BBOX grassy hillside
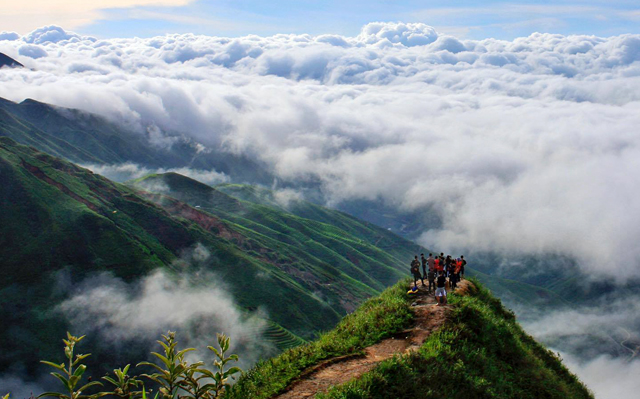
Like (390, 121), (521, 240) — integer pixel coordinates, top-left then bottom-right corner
(225, 280), (414, 399)
(0, 137), (423, 379)
(215, 183), (418, 262)
(131, 174), (423, 293)
(226, 279), (592, 399)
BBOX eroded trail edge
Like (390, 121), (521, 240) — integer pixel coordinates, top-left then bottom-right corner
(274, 280), (472, 399)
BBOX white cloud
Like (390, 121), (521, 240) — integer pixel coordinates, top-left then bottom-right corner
(58, 265), (272, 369)
(0, 32), (20, 41)
(560, 353), (640, 399)
(22, 25), (89, 44)
(1, 24), (640, 282)
(18, 44), (48, 59)
(355, 22), (438, 47)
(82, 162), (229, 185)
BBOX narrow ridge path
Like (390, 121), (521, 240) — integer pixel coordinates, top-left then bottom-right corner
(273, 280), (472, 399)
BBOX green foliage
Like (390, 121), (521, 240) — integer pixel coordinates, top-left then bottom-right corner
(100, 365), (143, 399)
(38, 332), (103, 399)
(137, 331), (198, 399)
(140, 386), (158, 399)
(197, 334), (242, 399)
(224, 279), (413, 399)
(134, 332), (242, 399)
(317, 279), (593, 399)
(37, 332), (243, 399)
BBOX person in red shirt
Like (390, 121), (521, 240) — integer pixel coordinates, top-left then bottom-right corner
(427, 253), (436, 293)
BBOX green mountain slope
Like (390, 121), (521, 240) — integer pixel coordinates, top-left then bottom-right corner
(0, 137), (423, 378)
(215, 183), (417, 262)
(226, 279), (593, 399)
(130, 174), (423, 293)
(0, 97), (271, 182)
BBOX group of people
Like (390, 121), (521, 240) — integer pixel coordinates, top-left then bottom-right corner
(410, 253), (467, 305)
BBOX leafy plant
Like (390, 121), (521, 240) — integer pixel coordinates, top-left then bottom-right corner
(38, 332), (103, 399)
(178, 365), (211, 399)
(100, 365), (144, 399)
(200, 333), (242, 398)
(137, 332), (196, 399)
(140, 386), (158, 399)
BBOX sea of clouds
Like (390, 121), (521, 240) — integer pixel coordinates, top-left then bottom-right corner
(2, 22), (640, 398)
(1, 22), (640, 281)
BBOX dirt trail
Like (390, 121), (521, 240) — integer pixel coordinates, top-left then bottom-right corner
(274, 280), (472, 399)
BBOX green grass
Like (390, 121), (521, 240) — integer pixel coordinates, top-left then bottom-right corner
(224, 279), (414, 399)
(317, 279), (593, 399)
(0, 138), (426, 380)
(129, 173), (427, 337)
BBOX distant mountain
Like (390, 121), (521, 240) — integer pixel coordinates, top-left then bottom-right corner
(131, 174), (424, 290)
(0, 97), (272, 183)
(0, 52), (23, 68)
(0, 137), (424, 378)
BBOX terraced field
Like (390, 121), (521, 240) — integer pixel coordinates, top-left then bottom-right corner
(263, 322), (307, 351)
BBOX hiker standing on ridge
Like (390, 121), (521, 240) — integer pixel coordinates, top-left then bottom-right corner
(435, 270), (447, 306)
(421, 253), (427, 281)
(444, 255), (452, 277)
(411, 256), (423, 288)
(451, 258), (462, 290)
(427, 253), (436, 293)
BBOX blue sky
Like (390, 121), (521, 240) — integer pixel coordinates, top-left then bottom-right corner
(3, 0), (640, 39)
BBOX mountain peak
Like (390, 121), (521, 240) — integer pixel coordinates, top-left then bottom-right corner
(0, 52), (24, 69)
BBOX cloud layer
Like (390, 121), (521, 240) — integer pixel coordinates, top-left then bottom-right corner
(58, 245), (272, 369)
(560, 353), (640, 399)
(1, 22), (640, 282)
(82, 162), (230, 185)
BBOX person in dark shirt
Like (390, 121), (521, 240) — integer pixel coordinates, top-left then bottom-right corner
(435, 271), (447, 305)
(421, 253), (427, 280)
(411, 256), (423, 288)
(451, 258), (462, 290)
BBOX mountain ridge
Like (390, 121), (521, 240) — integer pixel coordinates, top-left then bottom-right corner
(226, 278), (593, 399)
(0, 52), (23, 68)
